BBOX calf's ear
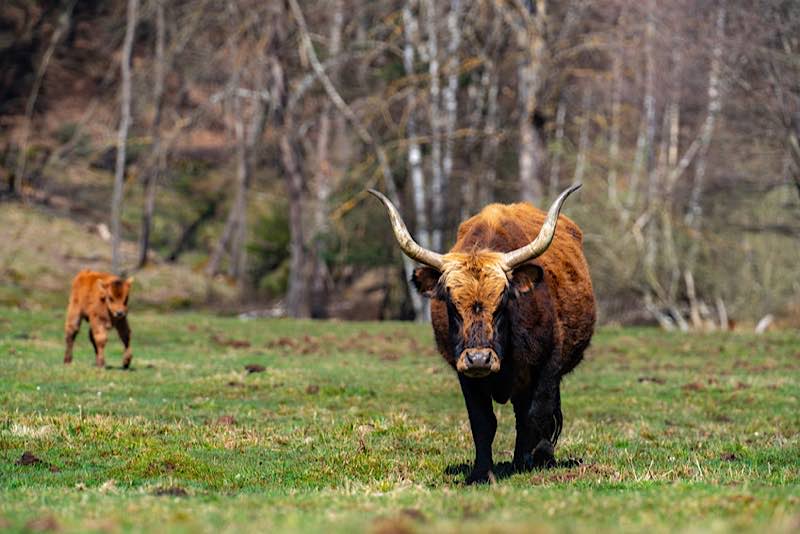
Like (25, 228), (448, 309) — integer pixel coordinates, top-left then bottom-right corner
(411, 267), (442, 299)
(96, 279), (109, 296)
(510, 264), (544, 296)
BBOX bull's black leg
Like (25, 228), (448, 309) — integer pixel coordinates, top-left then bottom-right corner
(528, 372), (563, 468)
(512, 390), (536, 471)
(458, 374), (497, 484)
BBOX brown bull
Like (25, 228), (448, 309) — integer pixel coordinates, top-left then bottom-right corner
(370, 185), (595, 483)
(64, 269), (134, 368)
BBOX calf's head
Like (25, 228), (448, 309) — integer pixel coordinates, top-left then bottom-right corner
(98, 277), (134, 319)
(370, 185), (580, 377)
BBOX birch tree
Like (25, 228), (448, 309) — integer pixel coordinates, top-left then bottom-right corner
(138, 0), (166, 268)
(111, 0), (139, 274)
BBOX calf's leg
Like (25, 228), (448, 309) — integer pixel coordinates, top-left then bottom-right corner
(64, 309), (81, 364)
(115, 318), (133, 369)
(88, 318), (108, 368)
(458, 375), (497, 484)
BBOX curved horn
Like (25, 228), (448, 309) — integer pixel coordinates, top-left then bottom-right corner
(367, 189), (445, 270)
(501, 183), (582, 271)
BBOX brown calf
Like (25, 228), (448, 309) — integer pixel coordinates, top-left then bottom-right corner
(64, 269), (134, 368)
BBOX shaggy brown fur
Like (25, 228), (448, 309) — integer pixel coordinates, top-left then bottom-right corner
(411, 202), (595, 483)
(424, 203), (595, 379)
(64, 269), (134, 368)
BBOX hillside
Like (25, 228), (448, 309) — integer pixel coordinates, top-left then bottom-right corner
(0, 200), (237, 310)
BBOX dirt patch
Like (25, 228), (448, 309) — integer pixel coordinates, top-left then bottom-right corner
(682, 381), (705, 392)
(16, 451), (44, 466)
(244, 363), (266, 373)
(305, 384), (320, 395)
(399, 508), (426, 522)
(227, 381), (244, 387)
(721, 452), (739, 461)
(24, 515), (60, 532)
(211, 334), (251, 349)
(152, 486), (188, 497)
(16, 451), (59, 472)
(216, 415), (236, 426)
(638, 376), (666, 384)
(371, 516), (416, 534)
(264, 332), (438, 360)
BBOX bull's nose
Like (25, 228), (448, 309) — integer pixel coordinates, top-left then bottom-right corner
(466, 350), (491, 367)
(114, 311), (125, 318)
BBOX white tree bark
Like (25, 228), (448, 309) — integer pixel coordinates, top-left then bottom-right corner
(442, 0), (462, 222)
(402, 0), (431, 250)
(423, 0), (445, 251)
(548, 96), (566, 201)
(111, 0), (139, 274)
(573, 89), (591, 187)
(630, 2), (656, 211)
(516, 0), (546, 205)
(138, 0), (166, 268)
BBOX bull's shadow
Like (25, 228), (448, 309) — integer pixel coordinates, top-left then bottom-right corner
(444, 457), (583, 483)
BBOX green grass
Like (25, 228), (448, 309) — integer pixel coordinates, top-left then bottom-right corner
(1, 307), (798, 533)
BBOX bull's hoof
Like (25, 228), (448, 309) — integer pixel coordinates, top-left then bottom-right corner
(122, 360), (132, 370)
(512, 453), (535, 473)
(465, 469), (495, 485)
(531, 439), (556, 469)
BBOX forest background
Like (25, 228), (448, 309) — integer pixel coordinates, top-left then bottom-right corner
(1, 0), (798, 330)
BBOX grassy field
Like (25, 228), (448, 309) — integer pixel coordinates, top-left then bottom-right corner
(1, 307), (798, 533)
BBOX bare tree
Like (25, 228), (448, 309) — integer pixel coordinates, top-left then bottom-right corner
(515, 0), (547, 204)
(138, 0), (166, 268)
(111, 0), (139, 274)
(402, 0), (431, 253)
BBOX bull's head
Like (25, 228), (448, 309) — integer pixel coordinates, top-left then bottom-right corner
(98, 277), (134, 320)
(370, 185), (580, 377)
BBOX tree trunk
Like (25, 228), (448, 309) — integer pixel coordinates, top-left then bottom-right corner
(548, 96), (566, 201)
(442, 0), (462, 233)
(138, 0), (165, 268)
(111, 0), (139, 274)
(516, 1), (546, 205)
(423, 0), (444, 251)
(403, 0), (431, 249)
(309, 0), (345, 318)
(282, 131), (311, 318)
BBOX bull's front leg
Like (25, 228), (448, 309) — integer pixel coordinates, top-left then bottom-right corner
(512, 390), (536, 471)
(527, 371), (563, 468)
(458, 375), (497, 484)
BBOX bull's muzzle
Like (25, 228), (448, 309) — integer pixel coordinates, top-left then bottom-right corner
(456, 348), (501, 377)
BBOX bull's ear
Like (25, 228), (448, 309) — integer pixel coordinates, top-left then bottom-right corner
(510, 264), (544, 296)
(411, 266), (442, 299)
(125, 277), (134, 287)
